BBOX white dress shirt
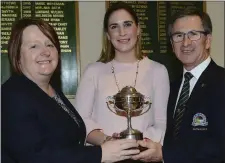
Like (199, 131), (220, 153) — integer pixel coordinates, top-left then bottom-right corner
(173, 57), (211, 116)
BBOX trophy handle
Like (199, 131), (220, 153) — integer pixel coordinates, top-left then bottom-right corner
(106, 96), (118, 114)
(139, 97), (152, 116)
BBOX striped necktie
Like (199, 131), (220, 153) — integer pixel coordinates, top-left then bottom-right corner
(173, 72), (193, 139)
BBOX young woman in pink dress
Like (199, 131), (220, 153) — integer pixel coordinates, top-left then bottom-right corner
(75, 2), (169, 162)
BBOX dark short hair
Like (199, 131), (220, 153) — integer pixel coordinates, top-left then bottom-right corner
(103, 1), (139, 32)
(168, 8), (212, 36)
(8, 18), (60, 74)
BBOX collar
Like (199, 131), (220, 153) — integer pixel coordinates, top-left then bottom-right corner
(183, 56), (211, 80)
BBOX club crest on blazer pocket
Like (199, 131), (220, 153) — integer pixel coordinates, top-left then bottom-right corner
(192, 113), (208, 131)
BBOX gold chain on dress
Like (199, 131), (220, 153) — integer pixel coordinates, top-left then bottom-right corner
(111, 60), (140, 92)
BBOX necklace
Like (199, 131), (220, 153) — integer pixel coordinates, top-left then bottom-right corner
(111, 60), (140, 92)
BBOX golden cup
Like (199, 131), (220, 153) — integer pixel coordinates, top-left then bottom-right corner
(107, 86), (151, 140)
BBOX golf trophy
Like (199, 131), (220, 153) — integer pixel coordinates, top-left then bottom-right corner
(107, 86), (151, 140)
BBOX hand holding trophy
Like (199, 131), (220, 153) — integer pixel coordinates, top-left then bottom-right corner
(107, 86), (151, 150)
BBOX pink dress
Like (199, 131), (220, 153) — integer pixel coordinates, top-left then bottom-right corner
(75, 57), (170, 144)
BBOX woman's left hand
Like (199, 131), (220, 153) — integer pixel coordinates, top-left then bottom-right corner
(131, 139), (163, 162)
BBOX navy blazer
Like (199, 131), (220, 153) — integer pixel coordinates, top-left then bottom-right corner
(2, 74), (102, 163)
(163, 60), (225, 163)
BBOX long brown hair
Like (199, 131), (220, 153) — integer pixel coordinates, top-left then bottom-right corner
(98, 1), (146, 63)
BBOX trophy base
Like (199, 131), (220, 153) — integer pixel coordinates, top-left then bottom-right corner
(120, 130), (143, 140)
(120, 129), (147, 152)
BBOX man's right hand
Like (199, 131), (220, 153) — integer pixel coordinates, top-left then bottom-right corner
(131, 139), (163, 162)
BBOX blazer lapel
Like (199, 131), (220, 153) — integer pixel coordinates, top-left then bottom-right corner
(187, 60), (216, 107)
(168, 76), (183, 129)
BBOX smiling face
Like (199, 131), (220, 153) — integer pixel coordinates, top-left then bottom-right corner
(20, 25), (59, 82)
(171, 15), (212, 70)
(106, 9), (140, 58)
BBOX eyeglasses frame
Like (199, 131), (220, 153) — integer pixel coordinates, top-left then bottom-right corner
(170, 30), (208, 43)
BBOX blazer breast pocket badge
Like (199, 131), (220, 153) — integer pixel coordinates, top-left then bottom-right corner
(192, 113), (208, 131)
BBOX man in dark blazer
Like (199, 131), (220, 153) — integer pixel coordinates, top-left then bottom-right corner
(163, 9), (225, 163)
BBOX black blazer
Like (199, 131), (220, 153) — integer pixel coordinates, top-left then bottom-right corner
(2, 75), (102, 163)
(163, 60), (225, 163)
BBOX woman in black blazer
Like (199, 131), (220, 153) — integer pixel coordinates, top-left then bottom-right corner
(1, 18), (140, 163)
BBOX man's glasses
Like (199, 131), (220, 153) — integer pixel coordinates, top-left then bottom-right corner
(171, 30), (208, 43)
